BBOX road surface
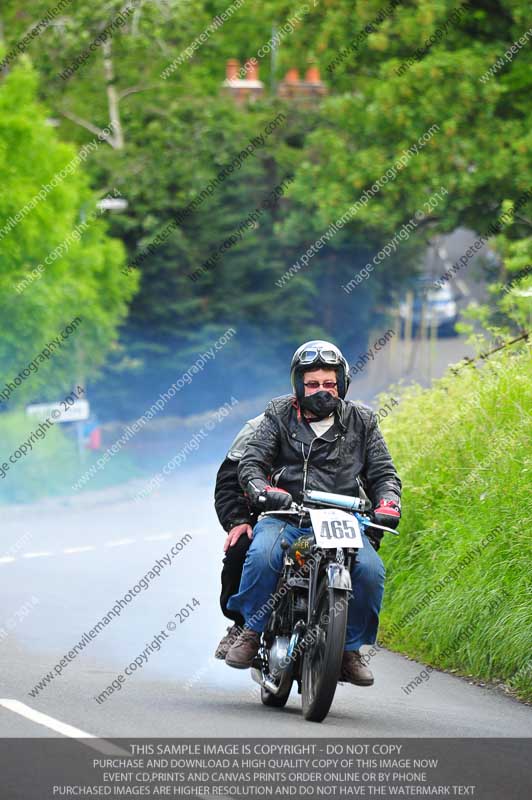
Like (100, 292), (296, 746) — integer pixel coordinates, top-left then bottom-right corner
(1, 474), (530, 740)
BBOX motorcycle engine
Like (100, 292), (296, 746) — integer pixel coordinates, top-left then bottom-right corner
(269, 636), (291, 677)
(289, 536), (312, 568)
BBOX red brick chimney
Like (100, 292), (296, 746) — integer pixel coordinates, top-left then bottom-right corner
(226, 59), (240, 81)
(222, 58), (264, 105)
(244, 59), (259, 81)
(278, 61), (327, 102)
(284, 68), (300, 84)
(305, 64), (321, 83)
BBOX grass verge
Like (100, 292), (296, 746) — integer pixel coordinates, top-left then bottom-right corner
(377, 340), (532, 702)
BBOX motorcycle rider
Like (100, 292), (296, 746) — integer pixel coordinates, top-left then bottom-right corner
(213, 414), (263, 659)
(225, 340), (402, 685)
(213, 410), (382, 660)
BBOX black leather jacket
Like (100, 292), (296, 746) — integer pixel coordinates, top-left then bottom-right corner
(215, 457), (258, 532)
(214, 413), (265, 532)
(238, 395), (401, 509)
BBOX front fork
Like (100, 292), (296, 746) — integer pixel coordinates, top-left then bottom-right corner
(254, 550), (356, 694)
(307, 548), (355, 629)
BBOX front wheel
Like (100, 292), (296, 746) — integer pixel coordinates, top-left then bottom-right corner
(301, 580), (348, 722)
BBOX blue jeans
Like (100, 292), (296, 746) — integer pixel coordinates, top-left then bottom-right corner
(227, 516), (386, 651)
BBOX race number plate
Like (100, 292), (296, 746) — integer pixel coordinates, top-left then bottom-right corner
(309, 508), (364, 549)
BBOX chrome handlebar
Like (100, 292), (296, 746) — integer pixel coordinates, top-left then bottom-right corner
(261, 500), (399, 536)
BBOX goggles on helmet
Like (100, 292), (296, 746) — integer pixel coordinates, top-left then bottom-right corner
(297, 347), (341, 366)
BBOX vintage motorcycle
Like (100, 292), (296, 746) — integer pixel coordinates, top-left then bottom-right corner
(250, 489), (398, 723)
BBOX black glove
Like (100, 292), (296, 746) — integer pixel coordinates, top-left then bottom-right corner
(366, 499), (401, 550)
(247, 479), (293, 511)
(374, 498), (401, 530)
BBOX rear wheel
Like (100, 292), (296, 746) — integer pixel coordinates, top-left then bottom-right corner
(301, 579), (348, 722)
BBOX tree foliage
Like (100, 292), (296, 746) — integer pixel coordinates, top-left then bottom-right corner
(0, 57), (137, 406)
(0, 0), (530, 416)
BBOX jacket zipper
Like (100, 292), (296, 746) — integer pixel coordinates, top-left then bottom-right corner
(271, 466), (287, 486)
(301, 439), (315, 495)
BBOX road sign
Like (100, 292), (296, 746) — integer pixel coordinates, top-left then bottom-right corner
(26, 399), (90, 423)
(97, 198), (128, 211)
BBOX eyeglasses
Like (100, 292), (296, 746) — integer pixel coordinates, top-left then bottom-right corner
(299, 347), (340, 365)
(303, 381), (338, 390)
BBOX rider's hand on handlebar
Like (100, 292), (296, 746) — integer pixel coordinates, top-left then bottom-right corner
(246, 479), (293, 511)
(262, 486), (293, 511)
(223, 523), (253, 553)
(374, 498), (401, 529)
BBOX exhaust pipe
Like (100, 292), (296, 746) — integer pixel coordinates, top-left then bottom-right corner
(250, 668), (281, 695)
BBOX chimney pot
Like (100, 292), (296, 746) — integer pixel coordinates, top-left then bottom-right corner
(305, 65), (320, 83)
(285, 68), (300, 84)
(244, 59), (259, 81)
(226, 59), (240, 81)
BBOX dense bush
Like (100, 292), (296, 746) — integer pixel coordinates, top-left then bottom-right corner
(378, 340), (532, 701)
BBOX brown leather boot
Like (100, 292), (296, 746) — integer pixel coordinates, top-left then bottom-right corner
(225, 629), (261, 669)
(339, 650), (374, 686)
(214, 625), (242, 660)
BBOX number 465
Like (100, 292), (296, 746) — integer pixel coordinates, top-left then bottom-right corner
(320, 519), (356, 539)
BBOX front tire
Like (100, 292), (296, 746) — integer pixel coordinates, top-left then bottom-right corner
(301, 580), (348, 722)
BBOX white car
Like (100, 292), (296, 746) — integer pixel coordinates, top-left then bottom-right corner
(399, 282), (461, 337)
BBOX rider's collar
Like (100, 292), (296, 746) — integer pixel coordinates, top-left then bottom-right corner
(291, 396), (347, 433)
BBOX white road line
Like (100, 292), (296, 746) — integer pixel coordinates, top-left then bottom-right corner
(22, 552), (53, 559)
(104, 538), (135, 548)
(0, 533), (189, 564)
(0, 699), (127, 755)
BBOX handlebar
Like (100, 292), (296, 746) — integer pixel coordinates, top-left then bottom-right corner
(260, 489), (399, 536)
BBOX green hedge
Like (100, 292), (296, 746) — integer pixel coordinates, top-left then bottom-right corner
(377, 341), (532, 702)
(0, 413), (138, 503)
(0, 412), (79, 503)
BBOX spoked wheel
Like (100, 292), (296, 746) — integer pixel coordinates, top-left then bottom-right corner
(301, 579), (348, 722)
(260, 681), (293, 707)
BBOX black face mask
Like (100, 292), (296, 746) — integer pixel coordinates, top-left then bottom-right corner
(300, 391), (339, 420)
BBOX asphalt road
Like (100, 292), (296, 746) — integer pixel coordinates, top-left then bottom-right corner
(1, 473), (531, 741)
